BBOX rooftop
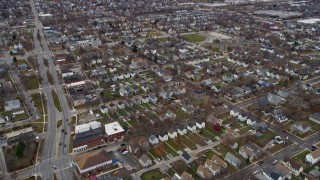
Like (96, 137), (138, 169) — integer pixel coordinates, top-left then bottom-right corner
(104, 121), (125, 136)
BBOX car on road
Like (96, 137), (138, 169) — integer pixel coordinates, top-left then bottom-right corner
(157, 158), (161, 162)
(169, 154), (173, 158)
(258, 161), (264, 166)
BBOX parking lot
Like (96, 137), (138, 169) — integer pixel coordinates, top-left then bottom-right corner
(109, 150), (140, 171)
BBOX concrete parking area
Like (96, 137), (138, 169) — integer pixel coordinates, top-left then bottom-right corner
(109, 150), (140, 171)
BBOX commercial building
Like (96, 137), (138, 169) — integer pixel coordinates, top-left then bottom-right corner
(104, 121), (125, 142)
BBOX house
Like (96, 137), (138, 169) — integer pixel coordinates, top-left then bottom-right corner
(205, 159), (221, 176)
(274, 162), (292, 179)
(305, 149), (320, 165)
(253, 121), (268, 132)
(196, 120), (205, 129)
(309, 112), (320, 124)
(128, 136), (149, 154)
(104, 121), (125, 142)
(239, 144), (261, 162)
(211, 155), (227, 169)
(125, 100), (134, 108)
(246, 117), (257, 126)
(263, 168), (283, 180)
(187, 122), (197, 133)
(282, 157), (303, 176)
(100, 105), (108, 114)
(141, 95), (149, 103)
(181, 171), (195, 180)
(267, 93), (285, 106)
(158, 132), (168, 142)
(291, 122), (311, 134)
(6, 127), (34, 144)
(230, 109), (240, 117)
(164, 110), (176, 120)
(197, 165), (212, 179)
(117, 102), (125, 109)
(168, 129), (177, 139)
(238, 113), (248, 122)
(139, 154), (152, 167)
(149, 134), (159, 145)
(177, 125), (187, 136)
(148, 94), (158, 103)
(182, 151), (193, 164)
(12, 108), (25, 116)
(224, 152), (241, 168)
(74, 150), (113, 176)
(4, 99), (21, 111)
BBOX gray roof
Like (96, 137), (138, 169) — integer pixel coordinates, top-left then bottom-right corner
(225, 152), (241, 165)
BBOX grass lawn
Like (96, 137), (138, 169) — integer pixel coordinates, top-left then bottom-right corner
(141, 169), (164, 180)
(199, 129), (215, 139)
(167, 139), (186, 151)
(182, 34), (206, 43)
(163, 143), (178, 157)
(187, 133), (206, 146)
(12, 113), (29, 122)
(117, 109), (127, 117)
(24, 75), (39, 90)
(146, 31), (162, 37)
(148, 148), (162, 159)
(178, 136), (197, 150)
(31, 93), (46, 115)
(292, 149), (311, 163)
(71, 116), (77, 125)
(156, 37), (169, 42)
(206, 151), (215, 158)
(32, 117), (45, 133)
(204, 126), (224, 136)
(4, 141), (38, 172)
(51, 90), (62, 112)
(214, 144), (230, 156)
(56, 120), (62, 128)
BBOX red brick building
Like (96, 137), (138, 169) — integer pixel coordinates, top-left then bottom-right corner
(104, 121), (125, 142)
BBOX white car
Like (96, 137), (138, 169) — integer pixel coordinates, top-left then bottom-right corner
(273, 160), (278, 164)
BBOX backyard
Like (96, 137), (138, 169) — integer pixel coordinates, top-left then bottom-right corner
(141, 169), (164, 180)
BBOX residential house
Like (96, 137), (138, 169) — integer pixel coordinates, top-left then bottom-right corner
(149, 134), (159, 145)
(141, 95), (149, 103)
(181, 104), (194, 114)
(211, 155), (227, 169)
(205, 159), (221, 176)
(267, 93), (285, 106)
(282, 157), (303, 176)
(247, 117), (257, 126)
(164, 110), (176, 120)
(291, 122), (311, 135)
(182, 151), (193, 164)
(274, 163), (292, 180)
(253, 121), (268, 132)
(196, 120), (205, 129)
(239, 144), (261, 162)
(168, 129), (177, 139)
(230, 109), (240, 117)
(4, 99), (21, 111)
(177, 125), (187, 136)
(305, 149), (320, 165)
(187, 122), (197, 133)
(148, 94), (158, 103)
(197, 165), (213, 179)
(262, 168), (283, 180)
(100, 105), (108, 114)
(224, 152), (241, 168)
(238, 113), (248, 122)
(158, 132), (169, 142)
(74, 150), (113, 176)
(139, 154), (152, 167)
(6, 127), (34, 144)
(117, 101), (125, 109)
(309, 112), (320, 125)
(181, 171), (195, 180)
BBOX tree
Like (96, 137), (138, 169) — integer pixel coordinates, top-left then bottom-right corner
(131, 44), (138, 53)
(213, 123), (221, 132)
(13, 56), (17, 63)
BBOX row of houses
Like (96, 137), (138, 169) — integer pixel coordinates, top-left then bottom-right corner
(148, 120), (205, 145)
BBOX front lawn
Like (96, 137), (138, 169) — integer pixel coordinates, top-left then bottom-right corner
(292, 150), (311, 163)
(141, 169), (164, 180)
(51, 90), (62, 112)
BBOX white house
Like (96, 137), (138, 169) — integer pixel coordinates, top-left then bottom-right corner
(4, 99), (21, 111)
(177, 126), (187, 136)
(100, 105), (108, 114)
(305, 149), (320, 164)
(149, 134), (159, 145)
(246, 117), (257, 126)
(168, 129), (177, 139)
(187, 123), (197, 133)
(139, 154), (152, 167)
(158, 132), (168, 142)
(196, 120), (206, 129)
(238, 113), (248, 122)
(230, 109), (240, 117)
